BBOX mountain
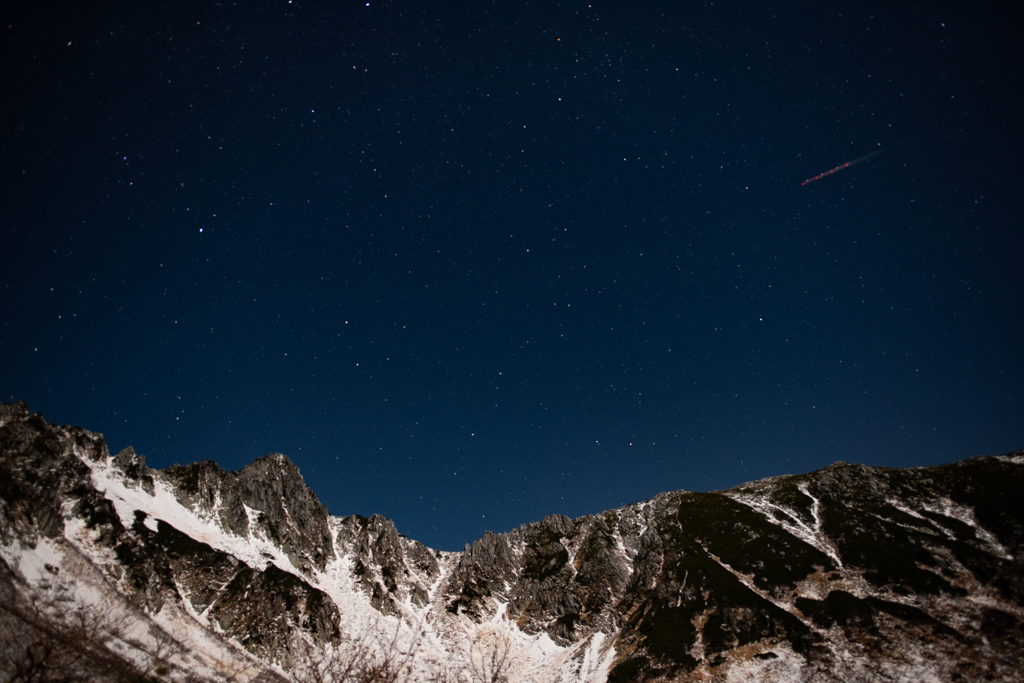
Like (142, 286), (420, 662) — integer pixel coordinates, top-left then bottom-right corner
(1, 400), (1021, 682)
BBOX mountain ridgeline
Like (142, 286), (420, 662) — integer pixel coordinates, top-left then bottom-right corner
(1, 401), (1021, 682)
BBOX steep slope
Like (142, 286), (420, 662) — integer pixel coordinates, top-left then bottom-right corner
(1, 401), (1021, 682)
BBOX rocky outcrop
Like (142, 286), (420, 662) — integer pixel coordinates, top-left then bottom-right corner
(2, 401), (1023, 683)
(500, 511), (635, 644)
(445, 529), (520, 619)
(429, 451), (1024, 680)
(161, 453), (336, 575)
(335, 513), (440, 614)
(0, 402), (340, 670)
(601, 459), (1024, 681)
(113, 509), (341, 664)
(0, 403), (107, 548)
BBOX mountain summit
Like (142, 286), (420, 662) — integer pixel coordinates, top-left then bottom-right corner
(1, 401), (1021, 682)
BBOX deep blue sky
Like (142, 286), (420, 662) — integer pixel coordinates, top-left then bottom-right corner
(3, 1), (1022, 550)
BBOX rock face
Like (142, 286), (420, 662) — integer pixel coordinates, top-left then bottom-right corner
(162, 452), (336, 575)
(334, 512), (440, 614)
(1, 400), (1023, 683)
(0, 402), (340, 672)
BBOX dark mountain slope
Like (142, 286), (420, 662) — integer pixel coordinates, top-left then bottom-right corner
(1, 401), (1021, 682)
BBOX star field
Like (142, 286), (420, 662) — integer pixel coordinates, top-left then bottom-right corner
(3, 1), (1022, 549)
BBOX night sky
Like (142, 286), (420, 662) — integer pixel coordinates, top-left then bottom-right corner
(3, 1), (1022, 551)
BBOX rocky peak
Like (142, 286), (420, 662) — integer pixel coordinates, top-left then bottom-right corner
(445, 529), (520, 618)
(160, 453), (335, 575)
(236, 452), (336, 571)
(334, 513), (440, 614)
(0, 403), (341, 671)
(2, 402), (1022, 683)
(0, 402), (106, 543)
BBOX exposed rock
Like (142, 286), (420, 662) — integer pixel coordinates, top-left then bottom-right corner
(335, 513), (438, 615)
(1, 401), (1022, 683)
(161, 452), (336, 575)
(446, 529), (520, 618)
(0, 402), (340, 672)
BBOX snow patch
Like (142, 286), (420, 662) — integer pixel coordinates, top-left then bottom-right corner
(923, 497), (1013, 560)
(83, 454), (306, 576)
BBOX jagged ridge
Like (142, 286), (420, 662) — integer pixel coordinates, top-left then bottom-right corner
(1, 401), (1022, 682)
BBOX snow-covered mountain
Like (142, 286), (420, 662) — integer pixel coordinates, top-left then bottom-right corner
(1, 401), (1021, 682)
